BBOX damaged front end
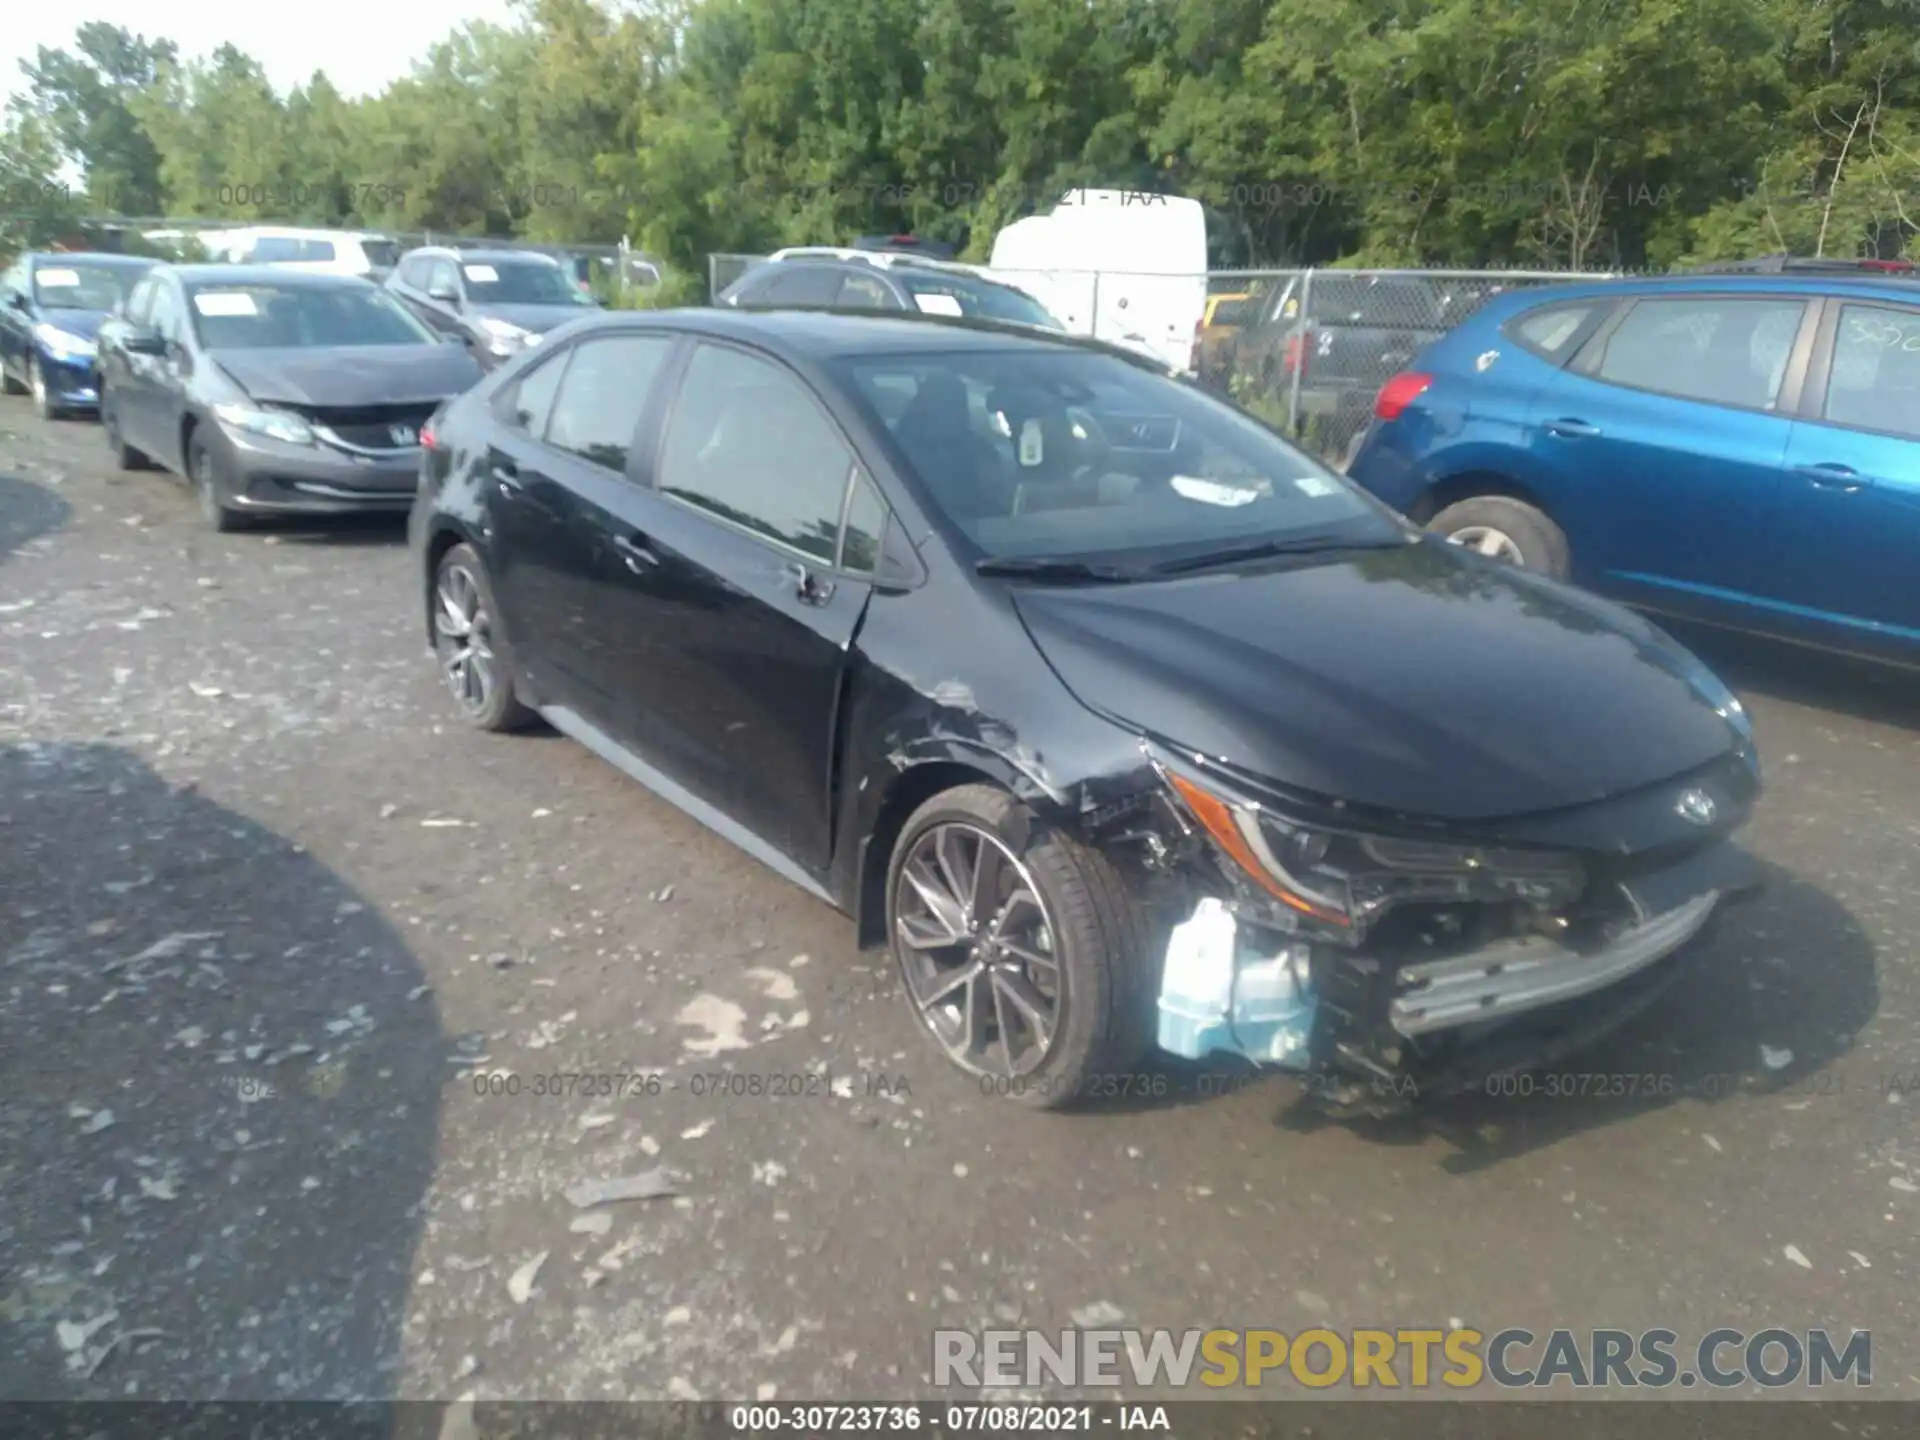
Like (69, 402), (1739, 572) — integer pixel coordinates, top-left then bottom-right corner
(1119, 742), (1762, 1118)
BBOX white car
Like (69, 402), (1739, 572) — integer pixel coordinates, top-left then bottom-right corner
(205, 227), (402, 281)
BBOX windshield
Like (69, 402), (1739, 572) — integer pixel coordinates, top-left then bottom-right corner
(899, 274), (1061, 330)
(249, 237), (337, 263)
(185, 282), (437, 349)
(33, 263), (146, 311)
(1206, 296), (1258, 327)
(460, 260), (594, 306)
(835, 348), (1401, 564)
(360, 239), (401, 269)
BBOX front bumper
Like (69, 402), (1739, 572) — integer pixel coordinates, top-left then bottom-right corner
(38, 349), (100, 408)
(218, 427), (422, 514)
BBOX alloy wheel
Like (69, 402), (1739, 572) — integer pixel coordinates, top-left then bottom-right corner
(434, 562), (501, 717)
(1447, 525), (1526, 566)
(894, 822), (1064, 1077)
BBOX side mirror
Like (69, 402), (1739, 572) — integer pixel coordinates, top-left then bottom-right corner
(8, 292), (29, 312)
(122, 331), (168, 357)
(427, 284), (459, 303)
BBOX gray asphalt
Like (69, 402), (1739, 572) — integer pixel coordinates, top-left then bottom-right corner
(0, 398), (1914, 1405)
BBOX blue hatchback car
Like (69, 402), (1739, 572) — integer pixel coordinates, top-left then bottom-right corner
(0, 251), (157, 419)
(1345, 259), (1920, 666)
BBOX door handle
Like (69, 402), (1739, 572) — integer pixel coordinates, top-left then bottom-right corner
(782, 560), (835, 605)
(1545, 417), (1601, 439)
(1795, 462), (1866, 492)
(613, 532), (659, 570)
(487, 453), (521, 492)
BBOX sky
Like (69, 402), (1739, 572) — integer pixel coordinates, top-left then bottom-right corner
(0, 0), (521, 107)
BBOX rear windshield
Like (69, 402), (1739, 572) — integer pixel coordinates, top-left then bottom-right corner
(459, 259), (595, 306)
(360, 239), (401, 269)
(248, 237), (338, 263)
(1206, 296), (1259, 326)
(899, 274), (1061, 330)
(32, 262), (147, 311)
(186, 282), (436, 349)
(1308, 277), (1444, 328)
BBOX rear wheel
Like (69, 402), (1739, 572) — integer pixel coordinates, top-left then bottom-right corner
(887, 784), (1155, 1109)
(187, 427), (246, 532)
(1428, 495), (1570, 580)
(432, 543), (535, 733)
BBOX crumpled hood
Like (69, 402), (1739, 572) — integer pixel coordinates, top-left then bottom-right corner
(35, 310), (109, 341)
(470, 301), (597, 334)
(1010, 539), (1741, 822)
(211, 345), (483, 407)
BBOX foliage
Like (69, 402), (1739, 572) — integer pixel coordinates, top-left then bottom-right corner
(5, 0), (1916, 272)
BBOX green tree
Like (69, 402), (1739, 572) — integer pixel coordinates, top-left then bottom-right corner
(18, 23), (177, 214)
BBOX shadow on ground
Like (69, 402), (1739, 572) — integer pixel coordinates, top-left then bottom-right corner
(1668, 618), (1920, 733)
(0, 473), (72, 566)
(0, 742), (444, 1400)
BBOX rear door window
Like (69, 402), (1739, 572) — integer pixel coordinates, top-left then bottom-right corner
(1589, 297), (1807, 410)
(835, 273), (895, 309)
(543, 334), (676, 472)
(1822, 303), (1920, 439)
(497, 352), (569, 438)
(1508, 302), (1600, 358)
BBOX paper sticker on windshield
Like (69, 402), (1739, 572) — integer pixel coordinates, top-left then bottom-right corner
(193, 291), (259, 317)
(36, 268), (80, 287)
(1294, 475), (1338, 497)
(1018, 419), (1044, 467)
(914, 293), (964, 317)
(1172, 475), (1263, 507)
(463, 264), (499, 283)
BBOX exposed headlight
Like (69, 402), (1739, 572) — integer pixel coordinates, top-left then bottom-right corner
(33, 323), (95, 361)
(1156, 756), (1586, 929)
(212, 402), (314, 446)
(477, 317), (534, 352)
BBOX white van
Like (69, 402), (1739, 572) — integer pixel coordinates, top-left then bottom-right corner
(986, 190), (1207, 372)
(205, 227), (402, 280)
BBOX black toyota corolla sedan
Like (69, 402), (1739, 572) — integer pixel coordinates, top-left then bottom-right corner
(97, 265), (483, 531)
(409, 307), (1763, 1113)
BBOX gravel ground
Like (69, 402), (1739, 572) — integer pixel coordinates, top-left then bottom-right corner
(1, 399), (1915, 1406)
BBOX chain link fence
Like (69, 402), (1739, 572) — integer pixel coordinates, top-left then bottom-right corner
(706, 256), (1614, 466)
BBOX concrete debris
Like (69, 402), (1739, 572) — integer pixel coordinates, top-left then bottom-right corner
(507, 1250), (549, 1304)
(746, 967), (799, 1002)
(563, 1169), (679, 1208)
(1071, 1301), (1126, 1327)
(78, 1109), (115, 1135)
(1783, 1244), (1812, 1269)
(681, 1120), (714, 1140)
(1890, 1176), (1917, 1193)
(676, 993), (752, 1057)
(752, 1161), (787, 1187)
(56, 1311), (118, 1353)
(569, 1212), (614, 1236)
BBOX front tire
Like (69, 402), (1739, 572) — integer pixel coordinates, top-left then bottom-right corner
(27, 356), (60, 420)
(101, 386), (153, 470)
(432, 543), (535, 733)
(1429, 494), (1570, 580)
(187, 427), (245, 532)
(887, 784), (1155, 1109)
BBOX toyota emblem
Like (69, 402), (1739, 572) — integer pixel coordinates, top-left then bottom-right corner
(1675, 789), (1718, 826)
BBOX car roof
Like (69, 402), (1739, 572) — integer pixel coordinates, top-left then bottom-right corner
(158, 264), (381, 288)
(238, 226), (385, 241)
(27, 252), (156, 268)
(592, 305), (1170, 370)
(1480, 272), (1920, 314)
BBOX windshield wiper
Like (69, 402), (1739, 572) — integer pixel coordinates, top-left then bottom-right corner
(974, 556), (1146, 583)
(1146, 531), (1408, 576)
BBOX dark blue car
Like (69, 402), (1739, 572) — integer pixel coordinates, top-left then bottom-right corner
(1345, 258), (1920, 667)
(0, 252), (158, 419)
